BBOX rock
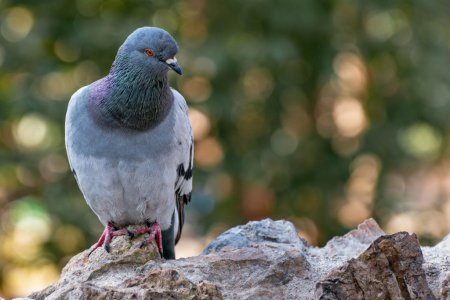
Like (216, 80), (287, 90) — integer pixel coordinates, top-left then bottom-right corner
(133, 219), (310, 299)
(422, 234), (450, 300)
(23, 218), (450, 299)
(28, 224), (222, 300)
(315, 232), (435, 299)
(320, 217), (385, 257)
(201, 218), (308, 255)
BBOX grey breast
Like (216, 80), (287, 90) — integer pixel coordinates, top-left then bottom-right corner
(65, 85), (180, 230)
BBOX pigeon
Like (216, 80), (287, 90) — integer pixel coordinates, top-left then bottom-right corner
(65, 27), (193, 260)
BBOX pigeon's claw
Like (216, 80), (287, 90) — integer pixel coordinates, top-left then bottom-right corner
(88, 222), (132, 257)
(88, 225), (108, 257)
(133, 222), (163, 254)
(127, 230), (134, 239)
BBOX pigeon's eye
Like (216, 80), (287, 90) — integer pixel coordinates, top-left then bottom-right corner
(145, 49), (155, 57)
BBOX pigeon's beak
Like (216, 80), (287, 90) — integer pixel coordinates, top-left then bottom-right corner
(166, 58), (182, 75)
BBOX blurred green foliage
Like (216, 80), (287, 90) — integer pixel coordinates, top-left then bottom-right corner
(1, 0), (450, 298)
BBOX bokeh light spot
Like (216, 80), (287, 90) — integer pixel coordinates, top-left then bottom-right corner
(365, 11), (395, 42)
(39, 72), (75, 101)
(180, 76), (211, 102)
(1, 7), (34, 42)
(190, 57), (218, 78)
(333, 97), (368, 138)
(16, 166), (37, 187)
(333, 53), (367, 95)
(1, 197), (51, 263)
(242, 186), (274, 221)
(39, 153), (69, 182)
(337, 200), (372, 229)
(54, 225), (85, 254)
(194, 137), (224, 168)
(385, 210), (447, 241)
(54, 39), (81, 63)
(3, 263), (59, 296)
(13, 114), (47, 149)
(188, 108), (211, 141)
(398, 123), (442, 160)
(14, 215), (51, 248)
(385, 213), (415, 234)
(337, 154), (381, 228)
(243, 67), (274, 101)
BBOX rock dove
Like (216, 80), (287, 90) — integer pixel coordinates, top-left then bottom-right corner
(65, 27), (193, 260)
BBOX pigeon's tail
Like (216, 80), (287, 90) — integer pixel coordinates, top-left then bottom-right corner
(161, 210), (176, 259)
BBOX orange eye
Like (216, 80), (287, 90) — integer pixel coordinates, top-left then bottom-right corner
(145, 49), (154, 56)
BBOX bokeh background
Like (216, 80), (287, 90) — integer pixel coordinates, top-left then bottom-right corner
(1, 0), (450, 298)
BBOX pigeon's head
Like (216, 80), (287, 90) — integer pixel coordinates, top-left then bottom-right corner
(114, 27), (182, 77)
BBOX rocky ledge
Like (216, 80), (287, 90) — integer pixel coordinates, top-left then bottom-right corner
(23, 218), (450, 299)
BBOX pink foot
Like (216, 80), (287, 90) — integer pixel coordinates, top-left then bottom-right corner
(88, 222), (133, 256)
(133, 222), (163, 257)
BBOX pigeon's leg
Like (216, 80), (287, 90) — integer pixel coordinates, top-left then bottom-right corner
(133, 222), (163, 257)
(88, 222), (133, 256)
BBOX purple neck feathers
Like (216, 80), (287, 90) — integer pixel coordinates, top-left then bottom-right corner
(87, 69), (173, 131)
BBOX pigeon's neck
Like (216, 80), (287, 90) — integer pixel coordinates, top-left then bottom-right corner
(88, 68), (173, 131)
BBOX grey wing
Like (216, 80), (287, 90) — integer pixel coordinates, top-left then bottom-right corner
(172, 89), (194, 244)
(65, 86), (87, 187)
(66, 131), (79, 186)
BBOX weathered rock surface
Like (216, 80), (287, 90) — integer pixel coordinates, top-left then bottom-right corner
(29, 224), (222, 300)
(422, 234), (450, 299)
(23, 219), (450, 299)
(315, 232), (435, 299)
